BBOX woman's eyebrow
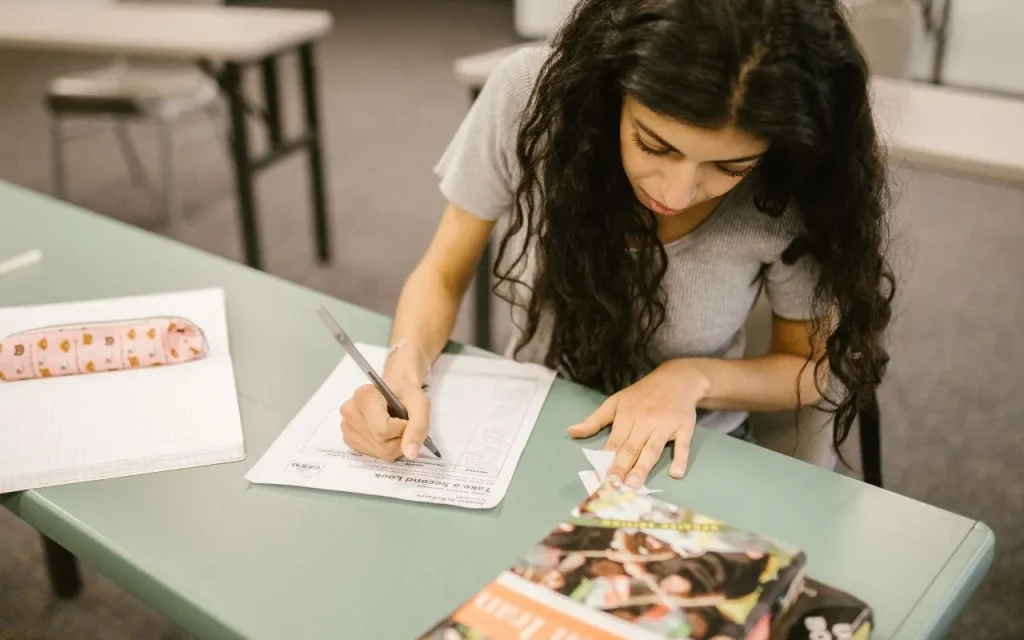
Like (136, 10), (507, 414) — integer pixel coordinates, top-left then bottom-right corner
(634, 119), (765, 164)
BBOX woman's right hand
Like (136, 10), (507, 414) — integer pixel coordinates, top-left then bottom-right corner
(339, 378), (431, 461)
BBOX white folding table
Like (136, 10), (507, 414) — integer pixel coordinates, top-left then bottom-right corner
(0, 2), (336, 270)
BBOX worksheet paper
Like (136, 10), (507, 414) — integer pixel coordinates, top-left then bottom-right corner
(245, 345), (557, 509)
(0, 288), (244, 493)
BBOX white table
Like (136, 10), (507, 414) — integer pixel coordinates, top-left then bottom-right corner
(0, 3), (336, 270)
(872, 76), (1024, 185)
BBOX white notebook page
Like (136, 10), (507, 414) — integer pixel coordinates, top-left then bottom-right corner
(0, 288), (244, 493)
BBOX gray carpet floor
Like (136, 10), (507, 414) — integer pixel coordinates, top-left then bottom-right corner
(1, 1), (1022, 638)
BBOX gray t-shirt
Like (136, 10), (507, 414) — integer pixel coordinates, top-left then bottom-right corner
(434, 45), (822, 434)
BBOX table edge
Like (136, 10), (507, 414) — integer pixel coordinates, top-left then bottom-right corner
(1, 489), (244, 640)
(3, 485), (996, 640)
(886, 148), (1024, 188)
(891, 520), (996, 639)
(0, 7), (334, 63)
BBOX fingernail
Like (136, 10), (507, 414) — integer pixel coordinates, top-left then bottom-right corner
(566, 424), (577, 433)
(625, 474), (642, 489)
(403, 443), (419, 459)
(671, 465), (685, 478)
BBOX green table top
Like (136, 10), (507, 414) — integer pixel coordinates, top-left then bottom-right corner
(0, 182), (993, 640)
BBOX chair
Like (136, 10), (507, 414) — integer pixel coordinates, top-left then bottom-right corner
(46, 0), (226, 225)
(742, 290), (884, 485)
(452, 45), (884, 488)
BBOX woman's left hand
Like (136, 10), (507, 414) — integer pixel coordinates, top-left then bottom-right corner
(567, 360), (710, 488)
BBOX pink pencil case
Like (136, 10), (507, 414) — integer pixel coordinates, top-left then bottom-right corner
(0, 316), (209, 382)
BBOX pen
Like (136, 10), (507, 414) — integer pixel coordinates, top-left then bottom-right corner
(0, 249), (42, 277)
(316, 306), (442, 460)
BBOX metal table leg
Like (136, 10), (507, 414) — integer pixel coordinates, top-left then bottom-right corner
(261, 56), (283, 147)
(203, 41), (333, 271)
(299, 43), (332, 264)
(42, 535), (82, 599)
(932, 0), (953, 85)
(222, 61), (262, 270)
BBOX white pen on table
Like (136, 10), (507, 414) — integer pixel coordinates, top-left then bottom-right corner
(0, 249), (42, 277)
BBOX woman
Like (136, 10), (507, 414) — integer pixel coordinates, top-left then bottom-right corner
(340, 0), (894, 488)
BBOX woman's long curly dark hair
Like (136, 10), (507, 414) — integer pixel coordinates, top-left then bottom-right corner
(492, 0), (895, 454)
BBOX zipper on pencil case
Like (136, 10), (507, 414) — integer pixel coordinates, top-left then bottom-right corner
(4, 316), (207, 341)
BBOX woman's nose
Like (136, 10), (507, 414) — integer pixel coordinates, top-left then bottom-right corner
(661, 163), (699, 210)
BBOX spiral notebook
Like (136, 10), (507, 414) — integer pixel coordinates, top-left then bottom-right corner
(0, 288), (244, 493)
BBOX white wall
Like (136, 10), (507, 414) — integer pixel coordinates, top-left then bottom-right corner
(938, 0), (1024, 94)
(513, 0), (917, 78)
(514, 0), (578, 40)
(514, 0), (886, 41)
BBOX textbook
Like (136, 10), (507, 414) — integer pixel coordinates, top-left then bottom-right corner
(415, 479), (870, 640)
(772, 578), (874, 640)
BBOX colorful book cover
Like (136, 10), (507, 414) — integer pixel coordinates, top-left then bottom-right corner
(417, 479), (809, 639)
(770, 578), (874, 640)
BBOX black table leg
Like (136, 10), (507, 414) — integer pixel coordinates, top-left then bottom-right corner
(222, 62), (262, 270)
(298, 42), (331, 264)
(200, 43), (331, 270)
(931, 0), (953, 85)
(41, 535), (82, 599)
(261, 56), (283, 147)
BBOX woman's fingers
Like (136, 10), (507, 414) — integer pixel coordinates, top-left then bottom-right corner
(567, 394), (619, 438)
(625, 422), (676, 488)
(341, 412), (402, 460)
(340, 410), (374, 456)
(353, 384), (405, 439)
(602, 409), (633, 453)
(340, 400), (370, 453)
(606, 416), (642, 484)
(353, 432), (403, 461)
(340, 384), (406, 461)
(605, 413), (687, 487)
(670, 417), (696, 478)
(399, 390), (431, 459)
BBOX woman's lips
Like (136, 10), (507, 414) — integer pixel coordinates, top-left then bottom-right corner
(639, 188), (686, 216)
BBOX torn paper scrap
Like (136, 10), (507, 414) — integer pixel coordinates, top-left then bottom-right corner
(579, 470), (601, 495)
(582, 448), (615, 482)
(580, 447), (661, 495)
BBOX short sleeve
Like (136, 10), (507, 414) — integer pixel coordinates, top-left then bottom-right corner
(433, 47), (542, 222)
(764, 247), (828, 321)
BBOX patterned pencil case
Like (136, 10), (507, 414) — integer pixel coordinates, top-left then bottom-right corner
(0, 316), (209, 382)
